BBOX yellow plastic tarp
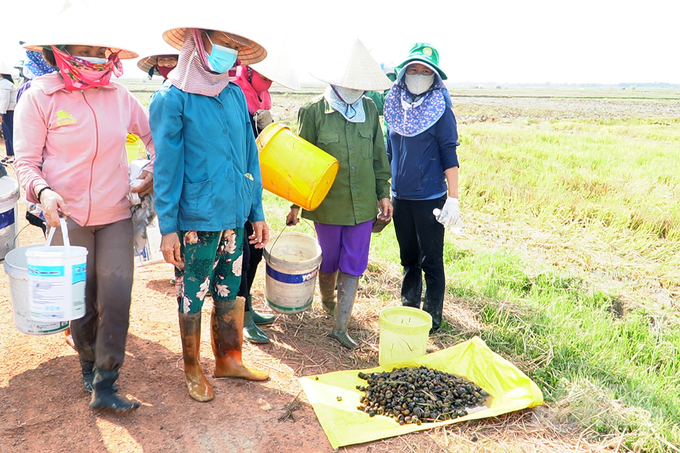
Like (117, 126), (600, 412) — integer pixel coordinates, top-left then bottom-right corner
(298, 336), (543, 449)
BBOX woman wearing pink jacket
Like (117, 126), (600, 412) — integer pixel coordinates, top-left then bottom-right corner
(14, 23), (154, 413)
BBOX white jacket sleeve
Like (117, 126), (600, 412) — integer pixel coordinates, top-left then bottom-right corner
(0, 87), (9, 114)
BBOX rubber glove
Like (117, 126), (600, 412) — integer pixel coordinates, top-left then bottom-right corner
(434, 197), (460, 229)
(254, 110), (274, 133)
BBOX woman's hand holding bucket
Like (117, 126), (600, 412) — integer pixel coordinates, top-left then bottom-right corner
(285, 207), (300, 226)
(37, 188), (71, 228)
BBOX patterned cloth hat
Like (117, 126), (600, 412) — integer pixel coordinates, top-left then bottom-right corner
(395, 43), (447, 80)
(25, 50), (58, 77)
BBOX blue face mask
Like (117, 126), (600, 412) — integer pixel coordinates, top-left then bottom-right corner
(206, 34), (238, 74)
(76, 56), (108, 65)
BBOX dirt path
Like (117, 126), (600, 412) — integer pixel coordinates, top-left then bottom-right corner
(0, 162), (451, 453)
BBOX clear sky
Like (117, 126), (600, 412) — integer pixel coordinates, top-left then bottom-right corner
(1, 0), (678, 85)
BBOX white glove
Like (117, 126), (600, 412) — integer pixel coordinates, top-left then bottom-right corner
(433, 197), (460, 229)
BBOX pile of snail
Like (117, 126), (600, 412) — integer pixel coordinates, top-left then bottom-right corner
(356, 366), (489, 425)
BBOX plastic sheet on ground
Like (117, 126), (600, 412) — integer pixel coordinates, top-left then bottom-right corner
(298, 336), (544, 449)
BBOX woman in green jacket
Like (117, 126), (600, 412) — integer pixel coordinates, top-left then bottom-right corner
(287, 39), (393, 349)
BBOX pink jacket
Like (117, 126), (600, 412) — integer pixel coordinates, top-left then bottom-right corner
(14, 73), (154, 227)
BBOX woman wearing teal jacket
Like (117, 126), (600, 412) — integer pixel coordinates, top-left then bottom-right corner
(150, 23), (269, 403)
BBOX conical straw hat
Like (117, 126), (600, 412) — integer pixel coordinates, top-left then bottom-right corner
(0, 61), (15, 75)
(137, 53), (179, 74)
(22, 3), (139, 59)
(250, 36), (300, 91)
(310, 39), (393, 92)
(162, 23), (266, 65)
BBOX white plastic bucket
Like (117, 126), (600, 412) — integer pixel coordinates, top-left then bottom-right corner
(3, 244), (70, 335)
(263, 232), (322, 314)
(26, 218), (88, 321)
(0, 176), (20, 260)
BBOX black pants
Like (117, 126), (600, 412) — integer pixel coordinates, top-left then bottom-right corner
(392, 196), (447, 330)
(238, 221), (263, 304)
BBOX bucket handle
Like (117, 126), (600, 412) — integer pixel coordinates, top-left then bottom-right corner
(46, 217), (71, 248)
(268, 224), (288, 255)
(269, 218), (317, 255)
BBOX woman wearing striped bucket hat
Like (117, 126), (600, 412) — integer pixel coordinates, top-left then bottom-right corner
(14, 3), (154, 413)
(384, 43), (460, 334)
(149, 20), (270, 403)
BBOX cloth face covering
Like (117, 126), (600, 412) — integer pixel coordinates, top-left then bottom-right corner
(383, 62), (451, 137)
(334, 86), (364, 104)
(250, 69), (272, 94)
(168, 29), (233, 97)
(234, 66), (272, 115)
(326, 85), (366, 123)
(51, 46), (122, 91)
(158, 65), (175, 79)
(25, 50), (58, 78)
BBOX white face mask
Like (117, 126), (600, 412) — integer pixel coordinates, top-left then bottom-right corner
(333, 86), (365, 104)
(405, 73), (435, 95)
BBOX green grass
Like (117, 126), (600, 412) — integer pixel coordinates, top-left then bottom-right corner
(443, 247), (680, 449)
(434, 112), (680, 451)
(258, 99), (680, 450)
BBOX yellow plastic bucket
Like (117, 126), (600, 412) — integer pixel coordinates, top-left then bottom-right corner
(125, 134), (146, 162)
(256, 123), (339, 211)
(378, 306), (432, 366)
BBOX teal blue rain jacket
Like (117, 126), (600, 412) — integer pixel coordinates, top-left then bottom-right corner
(149, 82), (264, 235)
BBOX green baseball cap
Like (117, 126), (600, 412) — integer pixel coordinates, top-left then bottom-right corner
(396, 43), (447, 80)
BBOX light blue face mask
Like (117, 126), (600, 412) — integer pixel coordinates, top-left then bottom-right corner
(77, 56), (108, 65)
(206, 34), (238, 74)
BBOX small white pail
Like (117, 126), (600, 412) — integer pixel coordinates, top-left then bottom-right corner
(3, 244), (70, 335)
(0, 176), (20, 260)
(26, 218), (88, 321)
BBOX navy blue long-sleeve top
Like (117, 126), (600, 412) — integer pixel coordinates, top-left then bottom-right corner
(386, 108), (460, 200)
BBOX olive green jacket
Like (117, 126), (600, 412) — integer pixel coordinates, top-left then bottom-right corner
(297, 95), (391, 225)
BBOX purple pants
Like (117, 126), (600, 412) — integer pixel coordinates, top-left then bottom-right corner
(315, 220), (373, 277)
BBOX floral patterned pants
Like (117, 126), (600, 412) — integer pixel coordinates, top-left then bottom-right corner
(175, 228), (244, 314)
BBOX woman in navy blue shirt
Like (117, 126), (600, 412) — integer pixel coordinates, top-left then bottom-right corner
(384, 43), (460, 333)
